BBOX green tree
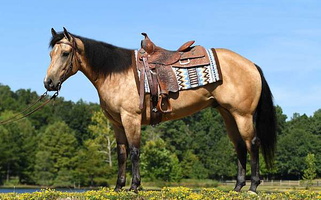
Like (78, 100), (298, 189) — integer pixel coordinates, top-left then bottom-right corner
(209, 136), (236, 179)
(287, 113), (311, 131)
(310, 109), (321, 136)
(0, 85), (19, 112)
(34, 121), (78, 186)
(141, 138), (182, 182)
(74, 110), (116, 187)
(187, 108), (227, 179)
(157, 120), (193, 160)
(75, 140), (113, 187)
(275, 105), (287, 135)
(302, 153), (316, 189)
(276, 128), (321, 179)
(88, 110), (115, 167)
(65, 100), (99, 143)
(0, 110), (36, 184)
(180, 150), (208, 179)
(15, 89), (39, 109)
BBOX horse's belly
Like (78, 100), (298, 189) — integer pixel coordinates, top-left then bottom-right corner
(165, 91), (215, 121)
(141, 83), (217, 124)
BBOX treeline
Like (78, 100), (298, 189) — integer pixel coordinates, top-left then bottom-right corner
(0, 84), (320, 187)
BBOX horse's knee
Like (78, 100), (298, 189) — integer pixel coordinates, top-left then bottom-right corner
(117, 144), (127, 161)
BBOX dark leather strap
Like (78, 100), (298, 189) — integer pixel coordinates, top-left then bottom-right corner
(0, 91), (58, 125)
(138, 63), (145, 110)
(142, 57), (157, 96)
(141, 57), (162, 125)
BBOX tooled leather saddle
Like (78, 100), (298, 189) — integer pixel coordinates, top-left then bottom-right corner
(137, 33), (210, 125)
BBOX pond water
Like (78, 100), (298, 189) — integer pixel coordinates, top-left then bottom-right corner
(0, 188), (91, 193)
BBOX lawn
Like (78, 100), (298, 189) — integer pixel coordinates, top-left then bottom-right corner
(0, 186), (320, 200)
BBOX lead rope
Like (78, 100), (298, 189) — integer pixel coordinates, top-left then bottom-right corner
(0, 91), (59, 125)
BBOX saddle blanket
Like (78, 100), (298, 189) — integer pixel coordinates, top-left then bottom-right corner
(136, 49), (221, 93)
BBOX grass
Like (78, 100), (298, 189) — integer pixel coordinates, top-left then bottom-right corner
(141, 179), (219, 190)
(1, 179), (320, 199)
(0, 187), (320, 200)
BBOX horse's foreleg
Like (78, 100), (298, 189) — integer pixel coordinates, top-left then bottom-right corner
(129, 145), (141, 192)
(113, 125), (128, 192)
(115, 143), (127, 191)
(121, 114), (142, 193)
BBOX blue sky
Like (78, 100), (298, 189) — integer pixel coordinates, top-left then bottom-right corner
(0, 1), (320, 119)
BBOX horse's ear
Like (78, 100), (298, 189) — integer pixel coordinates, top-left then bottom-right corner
(51, 28), (57, 37)
(63, 27), (71, 41)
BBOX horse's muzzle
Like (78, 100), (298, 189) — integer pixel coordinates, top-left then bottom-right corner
(44, 78), (60, 91)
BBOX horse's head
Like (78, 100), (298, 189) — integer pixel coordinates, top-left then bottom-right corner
(44, 27), (81, 91)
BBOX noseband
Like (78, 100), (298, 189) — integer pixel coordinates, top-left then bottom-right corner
(55, 35), (80, 87)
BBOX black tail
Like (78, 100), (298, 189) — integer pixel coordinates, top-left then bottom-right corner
(255, 64), (277, 169)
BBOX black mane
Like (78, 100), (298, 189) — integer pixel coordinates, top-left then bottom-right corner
(49, 32), (133, 76)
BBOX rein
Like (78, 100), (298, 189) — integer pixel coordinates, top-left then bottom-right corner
(0, 91), (59, 125)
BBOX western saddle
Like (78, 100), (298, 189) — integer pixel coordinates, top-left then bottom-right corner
(137, 33), (210, 125)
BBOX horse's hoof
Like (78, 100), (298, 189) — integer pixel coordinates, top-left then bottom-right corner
(129, 186), (139, 194)
(128, 189), (138, 194)
(234, 185), (244, 192)
(247, 190), (258, 195)
(114, 187), (123, 192)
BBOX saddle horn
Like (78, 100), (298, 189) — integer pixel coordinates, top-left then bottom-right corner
(141, 33), (155, 54)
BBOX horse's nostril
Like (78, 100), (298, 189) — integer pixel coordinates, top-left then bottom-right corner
(44, 78), (53, 90)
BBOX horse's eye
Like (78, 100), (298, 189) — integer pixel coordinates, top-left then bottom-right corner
(62, 52), (70, 57)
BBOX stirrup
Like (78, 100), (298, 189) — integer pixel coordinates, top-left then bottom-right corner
(157, 94), (172, 113)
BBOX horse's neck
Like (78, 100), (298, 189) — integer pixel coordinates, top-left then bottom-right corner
(79, 50), (137, 94)
(77, 56), (101, 89)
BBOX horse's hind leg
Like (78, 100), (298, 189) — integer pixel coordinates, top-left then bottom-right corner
(234, 114), (261, 193)
(218, 107), (247, 192)
(249, 135), (261, 193)
(235, 143), (248, 191)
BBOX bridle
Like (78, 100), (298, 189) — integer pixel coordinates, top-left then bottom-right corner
(55, 35), (80, 89)
(0, 37), (80, 125)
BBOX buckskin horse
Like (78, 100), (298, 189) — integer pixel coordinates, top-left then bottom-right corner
(44, 28), (276, 193)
